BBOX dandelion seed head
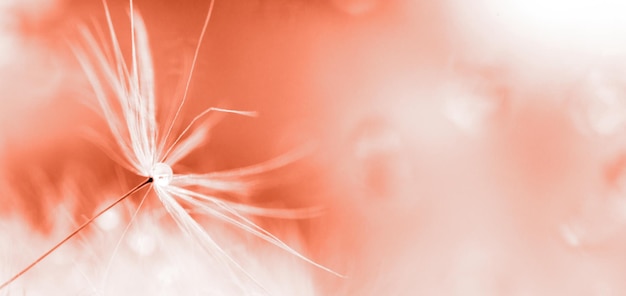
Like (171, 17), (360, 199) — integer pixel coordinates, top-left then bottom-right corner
(151, 162), (173, 187)
(65, 2), (343, 291)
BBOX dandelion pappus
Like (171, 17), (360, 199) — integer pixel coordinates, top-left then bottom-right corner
(0, 0), (341, 293)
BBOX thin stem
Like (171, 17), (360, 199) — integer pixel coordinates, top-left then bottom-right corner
(160, 107), (256, 163)
(159, 0), (215, 155)
(0, 178), (153, 291)
(99, 187), (150, 291)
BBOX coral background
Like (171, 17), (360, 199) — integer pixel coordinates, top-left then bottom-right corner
(3, 0), (626, 295)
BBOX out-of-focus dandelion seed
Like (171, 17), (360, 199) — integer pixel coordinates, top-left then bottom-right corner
(128, 231), (157, 257)
(0, 0), (340, 291)
(570, 70), (626, 137)
(560, 157), (626, 247)
(559, 194), (626, 247)
(348, 116), (412, 199)
(442, 82), (507, 135)
(563, 68), (626, 249)
(354, 118), (402, 159)
(94, 202), (121, 231)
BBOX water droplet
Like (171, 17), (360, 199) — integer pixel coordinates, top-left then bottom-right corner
(151, 162), (173, 186)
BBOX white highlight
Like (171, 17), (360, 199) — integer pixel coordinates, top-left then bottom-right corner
(443, 85), (502, 134)
(128, 232), (157, 257)
(95, 207), (121, 231)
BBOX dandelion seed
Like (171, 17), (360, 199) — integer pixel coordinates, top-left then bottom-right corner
(570, 70), (626, 137)
(1, 0), (340, 291)
(560, 156), (626, 247)
(443, 82), (507, 135)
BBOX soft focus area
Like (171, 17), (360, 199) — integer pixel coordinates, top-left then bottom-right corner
(3, 0), (626, 295)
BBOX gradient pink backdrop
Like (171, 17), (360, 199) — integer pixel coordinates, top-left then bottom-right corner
(2, 0), (626, 295)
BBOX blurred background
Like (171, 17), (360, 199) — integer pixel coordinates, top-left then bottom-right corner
(3, 0), (626, 294)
